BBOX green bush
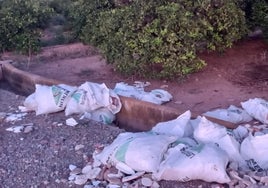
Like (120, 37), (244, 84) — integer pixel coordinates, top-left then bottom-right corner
(0, 0), (53, 53)
(251, 0), (268, 37)
(71, 0), (247, 79)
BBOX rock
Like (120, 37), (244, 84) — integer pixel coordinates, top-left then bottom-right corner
(70, 168), (82, 175)
(82, 165), (92, 174)
(0, 112), (7, 121)
(5, 112), (27, 122)
(122, 171), (145, 182)
(141, 177), (153, 187)
(68, 174), (76, 181)
(106, 176), (121, 185)
(23, 125), (34, 133)
(151, 181), (160, 188)
(69, 164), (77, 171)
(6, 125), (24, 133)
(75, 144), (85, 151)
(260, 176), (268, 184)
(66, 118), (78, 126)
(84, 167), (101, 179)
(74, 174), (88, 185)
(115, 162), (135, 175)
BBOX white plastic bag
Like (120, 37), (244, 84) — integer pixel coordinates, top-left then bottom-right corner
(94, 132), (176, 173)
(151, 110), (193, 137)
(241, 133), (268, 171)
(154, 143), (230, 183)
(203, 105), (253, 124)
(193, 117), (243, 164)
(34, 84), (76, 115)
(241, 98), (268, 124)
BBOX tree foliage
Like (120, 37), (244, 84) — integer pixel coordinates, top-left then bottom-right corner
(0, 0), (53, 53)
(71, 0), (247, 79)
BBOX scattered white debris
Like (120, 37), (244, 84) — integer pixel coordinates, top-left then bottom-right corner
(5, 123), (34, 133)
(0, 112), (7, 120)
(18, 105), (30, 112)
(66, 118), (78, 126)
(6, 125), (24, 133)
(5, 112), (27, 122)
(75, 144), (85, 151)
(69, 164), (77, 171)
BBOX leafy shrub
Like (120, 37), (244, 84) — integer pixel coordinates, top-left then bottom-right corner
(71, 0), (247, 79)
(0, 0), (53, 53)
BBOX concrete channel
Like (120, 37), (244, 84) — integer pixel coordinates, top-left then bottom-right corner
(0, 60), (237, 131)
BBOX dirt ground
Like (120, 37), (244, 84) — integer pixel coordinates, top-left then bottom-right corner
(0, 38), (267, 188)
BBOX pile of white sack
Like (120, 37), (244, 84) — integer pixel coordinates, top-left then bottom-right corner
(23, 82), (122, 124)
(22, 81), (173, 124)
(69, 97), (268, 187)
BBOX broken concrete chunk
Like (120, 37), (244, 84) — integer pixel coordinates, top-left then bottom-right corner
(6, 125), (24, 133)
(115, 162), (135, 175)
(74, 174), (88, 185)
(69, 164), (77, 171)
(66, 117), (78, 126)
(70, 168), (82, 175)
(5, 112), (27, 122)
(0, 112), (7, 121)
(141, 177), (153, 187)
(75, 144), (85, 151)
(122, 171), (145, 182)
(84, 167), (101, 179)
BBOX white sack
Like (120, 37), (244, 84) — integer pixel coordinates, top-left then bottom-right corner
(203, 105), (253, 124)
(79, 82), (111, 111)
(151, 110), (193, 137)
(23, 93), (38, 112)
(94, 132), (176, 173)
(113, 82), (172, 105)
(140, 89), (173, 105)
(34, 84), (76, 115)
(65, 89), (89, 116)
(107, 89), (122, 114)
(193, 117), (243, 164)
(154, 143), (230, 183)
(241, 98), (268, 124)
(233, 125), (249, 143)
(241, 133), (268, 171)
(82, 108), (115, 124)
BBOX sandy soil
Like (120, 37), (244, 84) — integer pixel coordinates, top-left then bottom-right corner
(0, 38), (267, 188)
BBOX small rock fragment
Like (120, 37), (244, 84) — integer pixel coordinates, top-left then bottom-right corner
(23, 124), (34, 133)
(151, 181), (160, 188)
(85, 167), (102, 179)
(70, 168), (82, 175)
(122, 171), (145, 182)
(75, 144), (85, 151)
(115, 162), (135, 175)
(6, 125), (24, 133)
(141, 177), (153, 187)
(260, 176), (268, 184)
(82, 165), (92, 174)
(69, 164), (77, 171)
(106, 176), (121, 185)
(66, 118), (78, 126)
(0, 112), (7, 120)
(74, 174), (88, 185)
